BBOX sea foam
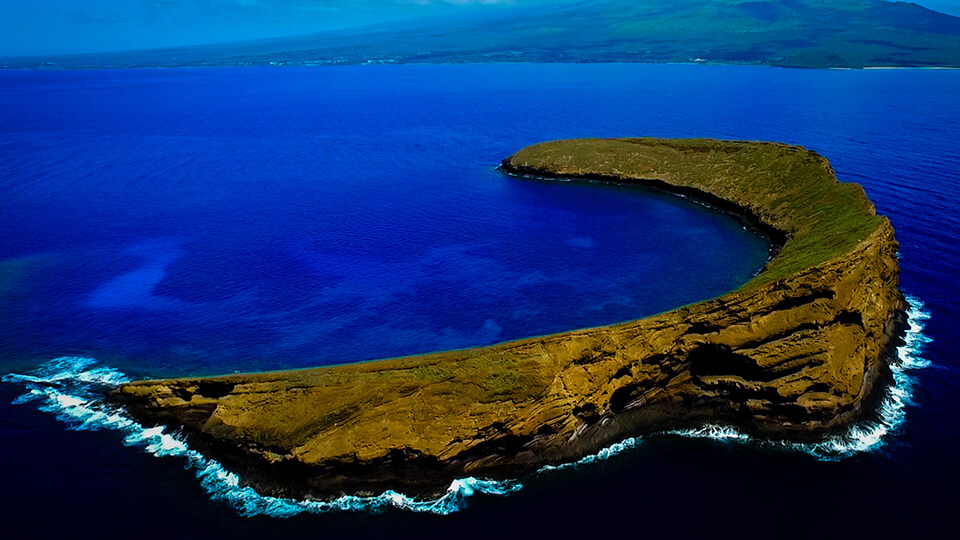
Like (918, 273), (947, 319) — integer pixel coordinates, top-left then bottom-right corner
(1, 295), (932, 517)
(2, 357), (521, 516)
(666, 294), (932, 459)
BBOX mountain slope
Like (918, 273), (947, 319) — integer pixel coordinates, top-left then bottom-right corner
(5, 0), (960, 69)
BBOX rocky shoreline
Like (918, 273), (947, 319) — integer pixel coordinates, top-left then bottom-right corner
(111, 138), (905, 498)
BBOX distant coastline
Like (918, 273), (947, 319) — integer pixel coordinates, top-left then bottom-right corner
(4, 57), (959, 72)
(5, 0), (960, 71)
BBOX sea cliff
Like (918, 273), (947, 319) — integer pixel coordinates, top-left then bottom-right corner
(111, 138), (905, 498)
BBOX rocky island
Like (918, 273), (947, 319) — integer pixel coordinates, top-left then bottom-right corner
(111, 138), (905, 498)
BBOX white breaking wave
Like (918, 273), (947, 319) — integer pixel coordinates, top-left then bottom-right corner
(1, 295), (932, 516)
(666, 294), (933, 459)
(2, 356), (520, 516)
(537, 436), (644, 474)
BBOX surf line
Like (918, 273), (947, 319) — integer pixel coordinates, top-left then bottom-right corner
(2, 295), (932, 517)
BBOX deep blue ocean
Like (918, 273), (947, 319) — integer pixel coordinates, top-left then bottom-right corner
(0, 64), (957, 538)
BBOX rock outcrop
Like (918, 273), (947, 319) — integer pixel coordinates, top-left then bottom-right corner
(111, 138), (905, 498)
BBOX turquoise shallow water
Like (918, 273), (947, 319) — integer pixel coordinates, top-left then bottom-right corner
(1, 64), (957, 537)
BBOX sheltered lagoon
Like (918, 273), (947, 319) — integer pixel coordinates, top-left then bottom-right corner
(111, 138), (908, 499)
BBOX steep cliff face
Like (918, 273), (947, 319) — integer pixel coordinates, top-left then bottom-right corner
(112, 138), (904, 498)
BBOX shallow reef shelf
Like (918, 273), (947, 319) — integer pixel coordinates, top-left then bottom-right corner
(111, 138), (905, 498)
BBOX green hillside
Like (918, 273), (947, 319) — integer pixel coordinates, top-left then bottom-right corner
(5, 0), (960, 69)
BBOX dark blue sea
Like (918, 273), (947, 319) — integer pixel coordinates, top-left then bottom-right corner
(0, 64), (956, 538)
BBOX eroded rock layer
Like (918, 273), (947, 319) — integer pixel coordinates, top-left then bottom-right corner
(112, 138), (904, 498)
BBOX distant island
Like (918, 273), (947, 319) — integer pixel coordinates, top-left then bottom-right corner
(2, 0), (959, 70)
(112, 138), (907, 497)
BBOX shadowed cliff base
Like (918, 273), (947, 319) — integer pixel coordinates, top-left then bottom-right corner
(112, 138), (904, 498)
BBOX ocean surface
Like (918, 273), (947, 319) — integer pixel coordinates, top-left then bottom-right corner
(0, 64), (957, 538)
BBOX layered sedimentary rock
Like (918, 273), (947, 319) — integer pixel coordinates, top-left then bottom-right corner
(111, 138), (904, 498)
